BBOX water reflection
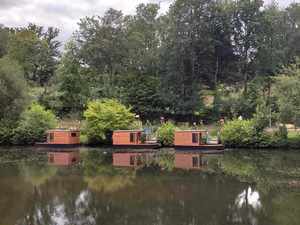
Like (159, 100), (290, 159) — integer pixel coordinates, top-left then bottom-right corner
(47, 151), (80, 166)
(0, 148), (298, 225)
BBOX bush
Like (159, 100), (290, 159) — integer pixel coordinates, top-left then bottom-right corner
(11, 103), (57, 145)
(0, 123), (14, 145)
(156, 122), (176, 146)
(83, 99), (136, 144)
(221, 119), (260, 147)
(275, 125), (288, 140)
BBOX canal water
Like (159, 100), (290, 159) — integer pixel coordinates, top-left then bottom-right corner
(0, 147), (299, 225)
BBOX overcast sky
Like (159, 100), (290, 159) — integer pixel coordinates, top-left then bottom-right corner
(0, 0), (298, 43)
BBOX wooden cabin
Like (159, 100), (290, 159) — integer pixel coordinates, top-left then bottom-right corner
(48, 151), (80, 166)
(113, 151), (155, 167)
(113, 130), (159, 149)
(174, 130), (224, 150)
(36, 129), (80, 147)
(174, 152), (209, 170)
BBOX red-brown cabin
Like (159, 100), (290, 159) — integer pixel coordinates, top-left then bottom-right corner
(36, 129), (80, 147)
(174, 130), (224, 151)
(48, 151), (80, 166)
(113, 151), (155, 167)
(113, 130), (159, 149)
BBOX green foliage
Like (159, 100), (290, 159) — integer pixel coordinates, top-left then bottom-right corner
(157, 153), (175, 172)
(11, 103), (57, 145)
(273, 60), (300, 125)
(0, 25), (10, 58)
(221, 119), (259, 147)
(55, 40), (89, 115)
(0, 57), (28, 121)
(0, 124), (14, 145)
(83, 99), (136, 144)
(120, 74), (164, 119)
(156, 122), (176, 147)
(8, 24), (60, 86)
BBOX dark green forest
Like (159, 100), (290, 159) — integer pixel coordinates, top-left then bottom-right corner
(1, 0), (300, 145)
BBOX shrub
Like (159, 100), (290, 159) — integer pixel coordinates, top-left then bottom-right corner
(221, 119), (260, 147)
(0, 123), (14, 145)
(11, 103), (57, 145)
(83, 99), (136, 144)
(275, 125), (288, 140)
(156, 122), (176, 146)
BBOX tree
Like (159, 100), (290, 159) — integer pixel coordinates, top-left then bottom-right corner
(273, 60), (300, 125)
(159, 0), (213, 118)
(232, 0), (264, 92)
(12, 103), (57, 145)
(76, 9), (127, 75)
(0, 57), (27, 121)
(0, 25), (10, 58)
(120, 74), (164, 119)
(8, 24), (60, 86)
(83, 99), (136, 144)
(56, 40), (89, 116)
(125, 3), (160, 75)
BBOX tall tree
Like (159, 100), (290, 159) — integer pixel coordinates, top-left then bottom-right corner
(0, 57), (27, 121)
(76, 9), (127, 75)
(125, 3), (160, 75)
(0, 25), (10, 58)
(232, 0), (264, 92)
(56, 40), (89, 115)
(8, 24), (60, 86)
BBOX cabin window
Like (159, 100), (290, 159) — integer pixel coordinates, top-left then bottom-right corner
(192, 156), (199, 167)
(130, 156), (135, 165)
(130, 133), (136, 143)
(192, 133), (199, 143)
(71, 132), (77, 137)
(49, 133), (54, 142)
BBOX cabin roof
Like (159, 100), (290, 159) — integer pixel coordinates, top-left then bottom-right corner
(47, 129), (80, 132)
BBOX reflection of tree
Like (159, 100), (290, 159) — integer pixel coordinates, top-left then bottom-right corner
(20, 162), (57, 186)
(219, 151), (300, 193)
(0, 164), (33, 225)
(82, 150), (136, 193)
(84, 175), (134, 193)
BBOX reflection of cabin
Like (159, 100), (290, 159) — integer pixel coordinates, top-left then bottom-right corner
(174, 152), (208, 170)
(48, 151), (80, 166)
(113, 130), (159, 148)
(174, 130), (224, 150)
(113, 151), (155, 167)
(36, 129), (80, 147)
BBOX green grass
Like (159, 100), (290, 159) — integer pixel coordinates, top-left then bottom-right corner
(287, 130), (300, 140)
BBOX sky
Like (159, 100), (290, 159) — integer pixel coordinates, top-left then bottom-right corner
(0, 0), (298, 43)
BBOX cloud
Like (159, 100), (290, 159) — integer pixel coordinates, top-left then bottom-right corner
(0, 0), (28, 9)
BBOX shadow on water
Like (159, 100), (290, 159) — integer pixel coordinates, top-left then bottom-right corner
(0, 147), (299, 225)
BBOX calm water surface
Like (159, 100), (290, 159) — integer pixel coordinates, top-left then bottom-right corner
(0, 147), (299, 225)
